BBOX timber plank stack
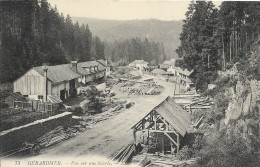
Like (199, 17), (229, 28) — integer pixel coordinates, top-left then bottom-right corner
(110, 143), (136, 164)
(35, 126), (76, 148)
(120, 81), (162, 96)
(132, 153), (197, 167)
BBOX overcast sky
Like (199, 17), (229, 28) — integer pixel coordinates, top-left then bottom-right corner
(48, 0), (223, 21)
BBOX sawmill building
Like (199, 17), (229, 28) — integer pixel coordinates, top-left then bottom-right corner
(131, 96), (191, 154)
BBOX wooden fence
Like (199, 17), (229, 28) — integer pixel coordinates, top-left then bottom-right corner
(13, 100), (59, 112)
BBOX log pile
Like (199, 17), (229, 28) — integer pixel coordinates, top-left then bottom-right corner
(110, 143), (136, 164)
(132, 153), (197, 167)
(85, 104), (124, 125)
(35, 126), (76, 148)
(0, 142), (40, 158)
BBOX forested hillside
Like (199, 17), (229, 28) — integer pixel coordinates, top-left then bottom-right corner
(104, 38), (166, 66)
(0, 0), (104, 83)
(176, 1), (260, 91)
(72, 17), (183, 59)
(175, 2), (260, 166)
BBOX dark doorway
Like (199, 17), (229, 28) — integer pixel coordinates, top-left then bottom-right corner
(69, 79), (76, 89)
(60, 89), (66, 101)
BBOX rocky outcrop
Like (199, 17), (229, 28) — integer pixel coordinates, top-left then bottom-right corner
(224, 79), (260, 151)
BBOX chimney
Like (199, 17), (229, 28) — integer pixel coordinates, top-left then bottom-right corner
(43, 66), (48, 102)
(91, 66), (95, 72)
(105, 59), (108, 66)
(71, 61), (78, 72)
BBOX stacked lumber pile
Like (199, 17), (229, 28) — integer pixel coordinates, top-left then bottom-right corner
(132, 153), (197, 167)
(120, 80), (162, 96)
(173, 94), (214, 111)
(110, 143), (136, 164)
(137, 156), (151, 167)
(35, 126), (76, 148)
(84, 102), (127, 125)
(145, 87), (160, 95)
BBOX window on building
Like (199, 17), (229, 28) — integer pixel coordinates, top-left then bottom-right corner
(38, 95), (43, 100)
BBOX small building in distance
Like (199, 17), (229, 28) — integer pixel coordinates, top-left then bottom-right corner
(151, 68), (167, 76)
(77, 61), (106, 84)
(159, 64), (170, 71)
(160, 59), (194, 84)
(5, 92), (28, 108)
(97, 59), (112, 77)
(129, 60), (149, 71)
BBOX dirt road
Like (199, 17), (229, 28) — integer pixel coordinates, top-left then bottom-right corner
(38, 76), (179, 158)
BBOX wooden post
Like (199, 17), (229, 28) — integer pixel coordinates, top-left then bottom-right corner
(170, 142), (174, 154)
(162, 136), (165, 155)
(176, 133), (180, 153)
(154, 111), (157, 130)
(32, 100), (33, 112)
(133, 130), (137, 143)
(147, 130), (150, 151)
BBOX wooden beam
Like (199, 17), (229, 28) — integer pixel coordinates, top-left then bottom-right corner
(154, 111), (157, 130)
(162, 137), (165, 155)
(146, 122), (155, 129)
(138, 129), (176, 134)
(160, 117), (169, 131)
(170, 142), (175, 154)
(164, 132), (178, 150)
(176, 133), (180, 153)
(133, 130), (136, 143)
(142, 119), (145, 130)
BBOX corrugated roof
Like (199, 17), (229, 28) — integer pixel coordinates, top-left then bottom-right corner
(151, 68), (167, 75)
(77, 61), (106, 75)
(132, 97), (191, 137)
(33, 64), (81, 84)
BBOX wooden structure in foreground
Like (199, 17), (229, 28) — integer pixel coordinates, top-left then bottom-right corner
(131, 96), (191, 154)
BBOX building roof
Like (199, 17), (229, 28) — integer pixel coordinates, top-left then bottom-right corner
(5, 92), (27, 101)
(131, 60), (149, 65)
(159, 64), (170, 69)
(97, 59), (109, 67)
(176, 67), (193, 76)
(34, 64), (81, 84)
(163, 60), (173, 65)
(47, 95), (63, 103)
(77, 60), (106, 76)
(151, 68), (167, 75)
(132, 97), (191, 137)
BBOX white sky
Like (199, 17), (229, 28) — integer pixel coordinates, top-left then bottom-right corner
(48, 0), (223, 21)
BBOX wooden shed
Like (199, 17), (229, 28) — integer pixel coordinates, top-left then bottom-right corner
(5, 92), (27, 108)
(131, 96), (191, 154)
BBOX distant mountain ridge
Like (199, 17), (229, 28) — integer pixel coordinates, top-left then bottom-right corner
(72, 17), (183, 59)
